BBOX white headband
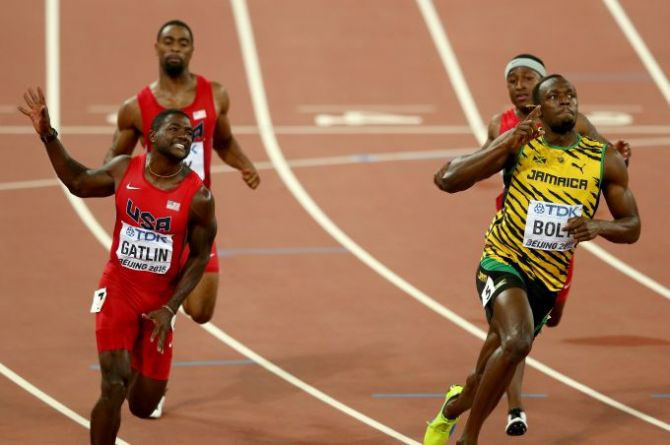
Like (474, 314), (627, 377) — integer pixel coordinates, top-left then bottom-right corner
(504, 58), (546, 79)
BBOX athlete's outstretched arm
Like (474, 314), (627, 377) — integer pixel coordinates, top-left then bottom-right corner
(564, 148), (640, 244)
(19, 87), (128, 197)
(102, 97), (142, 164)
(434, 106), (543, 193)
(211, 83), (260, 189)
(143, 186), (217, 353)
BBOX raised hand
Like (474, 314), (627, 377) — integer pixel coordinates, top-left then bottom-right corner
(509, 105), (544, 150)
(18, 87), (53, 137)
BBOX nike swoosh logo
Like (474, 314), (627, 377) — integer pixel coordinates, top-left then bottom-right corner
(126, 184), (141, 190)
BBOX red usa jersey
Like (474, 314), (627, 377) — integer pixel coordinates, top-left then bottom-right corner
(498, 107), (521, 135)
(105, 154), (203, 294)
(137, 74), (217, 187)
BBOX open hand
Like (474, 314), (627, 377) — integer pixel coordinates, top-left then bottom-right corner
(142, 306), (175, 354)
(18, 87), (53, 137)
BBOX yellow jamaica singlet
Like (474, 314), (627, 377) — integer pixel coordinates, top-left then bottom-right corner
(482, 135), (606, 291)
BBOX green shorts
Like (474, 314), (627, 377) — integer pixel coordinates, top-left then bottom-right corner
(476, 257), (558, 336)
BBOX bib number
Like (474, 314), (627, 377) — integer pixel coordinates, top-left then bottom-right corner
(480, 277), (496, 307)
(90, 288), (107, 313)
(116, 222), (174, 274)
(523, 200), (582, 251)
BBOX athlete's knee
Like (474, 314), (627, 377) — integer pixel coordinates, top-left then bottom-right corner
(98, 352), (132, 403)
(100, 376), (129, 406)
(500, 333), (533, 363)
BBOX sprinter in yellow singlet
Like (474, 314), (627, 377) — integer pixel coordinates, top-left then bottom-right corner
(424, 75), (641, 445)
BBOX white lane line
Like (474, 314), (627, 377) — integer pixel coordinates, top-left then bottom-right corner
(0, 178), (60, 191)
(4, 123), (670, 136)
(0, 124), (475, 135)
(21, 2), (419, 444)
(414, 0), (486, 140)
(603, 0), (670, 107)
(0, 147), (475, 192)
(2, 136), (667, 192)
(297, 104), (437, 113)
(0, 363), (130, 445)
(0, 2), (129, 444)
(416, 0), (669, 301)
(230, 1), (420, 443)
(197, 318), (422, 443)
(417, 0), (670, 431)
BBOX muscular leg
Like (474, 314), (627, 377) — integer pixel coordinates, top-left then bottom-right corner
(127, 371), (168, 418)
(456, 288), (534, 445)
(90, 349), (132, 445)
(443, 329), (501, 419)
(182, 271), (219, 324)
(506, 360), (525, 410)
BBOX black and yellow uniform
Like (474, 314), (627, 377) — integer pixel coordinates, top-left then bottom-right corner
(477, 135), (606, 327)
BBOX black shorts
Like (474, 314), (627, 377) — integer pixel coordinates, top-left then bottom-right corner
(475, 258), (558, 336)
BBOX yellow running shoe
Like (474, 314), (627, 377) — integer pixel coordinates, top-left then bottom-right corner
(423, 385), (464, 445)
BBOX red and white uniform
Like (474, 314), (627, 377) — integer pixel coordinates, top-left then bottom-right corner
(495, 107), (573, 303)
(96, 154), (203, 380)
(137, 75), (217, 188)
(137, 74), (219, 272)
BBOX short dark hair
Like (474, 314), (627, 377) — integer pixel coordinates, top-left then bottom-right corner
(532, 74), (566, 104)
(151, 109), (191, 133)
(156, 20), (194, 44)
(510, 53), (545, 67)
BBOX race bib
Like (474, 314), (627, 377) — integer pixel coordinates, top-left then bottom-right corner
(90, 287), (107, 313)
(480, 277), (496, 307)
(116, 221), (174, 274)
(183, 141), (205, 180)
(523, 200), (582, 251)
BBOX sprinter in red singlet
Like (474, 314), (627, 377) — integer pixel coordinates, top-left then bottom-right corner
(103, 20), (258, 332)
(480, 54), (631, 436)
(21, 88), (216, 445)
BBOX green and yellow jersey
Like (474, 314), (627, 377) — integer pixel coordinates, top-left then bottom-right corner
(482, 135), (606, 291)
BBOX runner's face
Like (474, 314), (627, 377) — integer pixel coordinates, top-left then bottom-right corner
(155, 114), (194, 161)
(156, 25), (194, 77)
(506, 67), (543, 109)
(539, 78), (578, 134)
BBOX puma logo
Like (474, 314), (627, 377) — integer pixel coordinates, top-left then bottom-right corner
(571, 162), (585, 174)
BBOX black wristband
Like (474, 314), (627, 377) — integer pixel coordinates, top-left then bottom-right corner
(40, 128), (58, 144)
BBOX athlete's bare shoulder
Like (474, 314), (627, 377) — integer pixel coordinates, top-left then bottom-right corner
(209, 81), (231, 115)
(482, 112), (503, 148)
(489, 112), (503, 133)
(117, 95), (142, 132)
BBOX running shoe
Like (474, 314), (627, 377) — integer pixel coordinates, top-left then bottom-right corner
(505, 408), (527, 436)
(149, 395), (165, 419)
(423, 385), (464, 445)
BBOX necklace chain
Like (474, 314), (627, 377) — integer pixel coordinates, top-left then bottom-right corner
(148, 162), (183, 179)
